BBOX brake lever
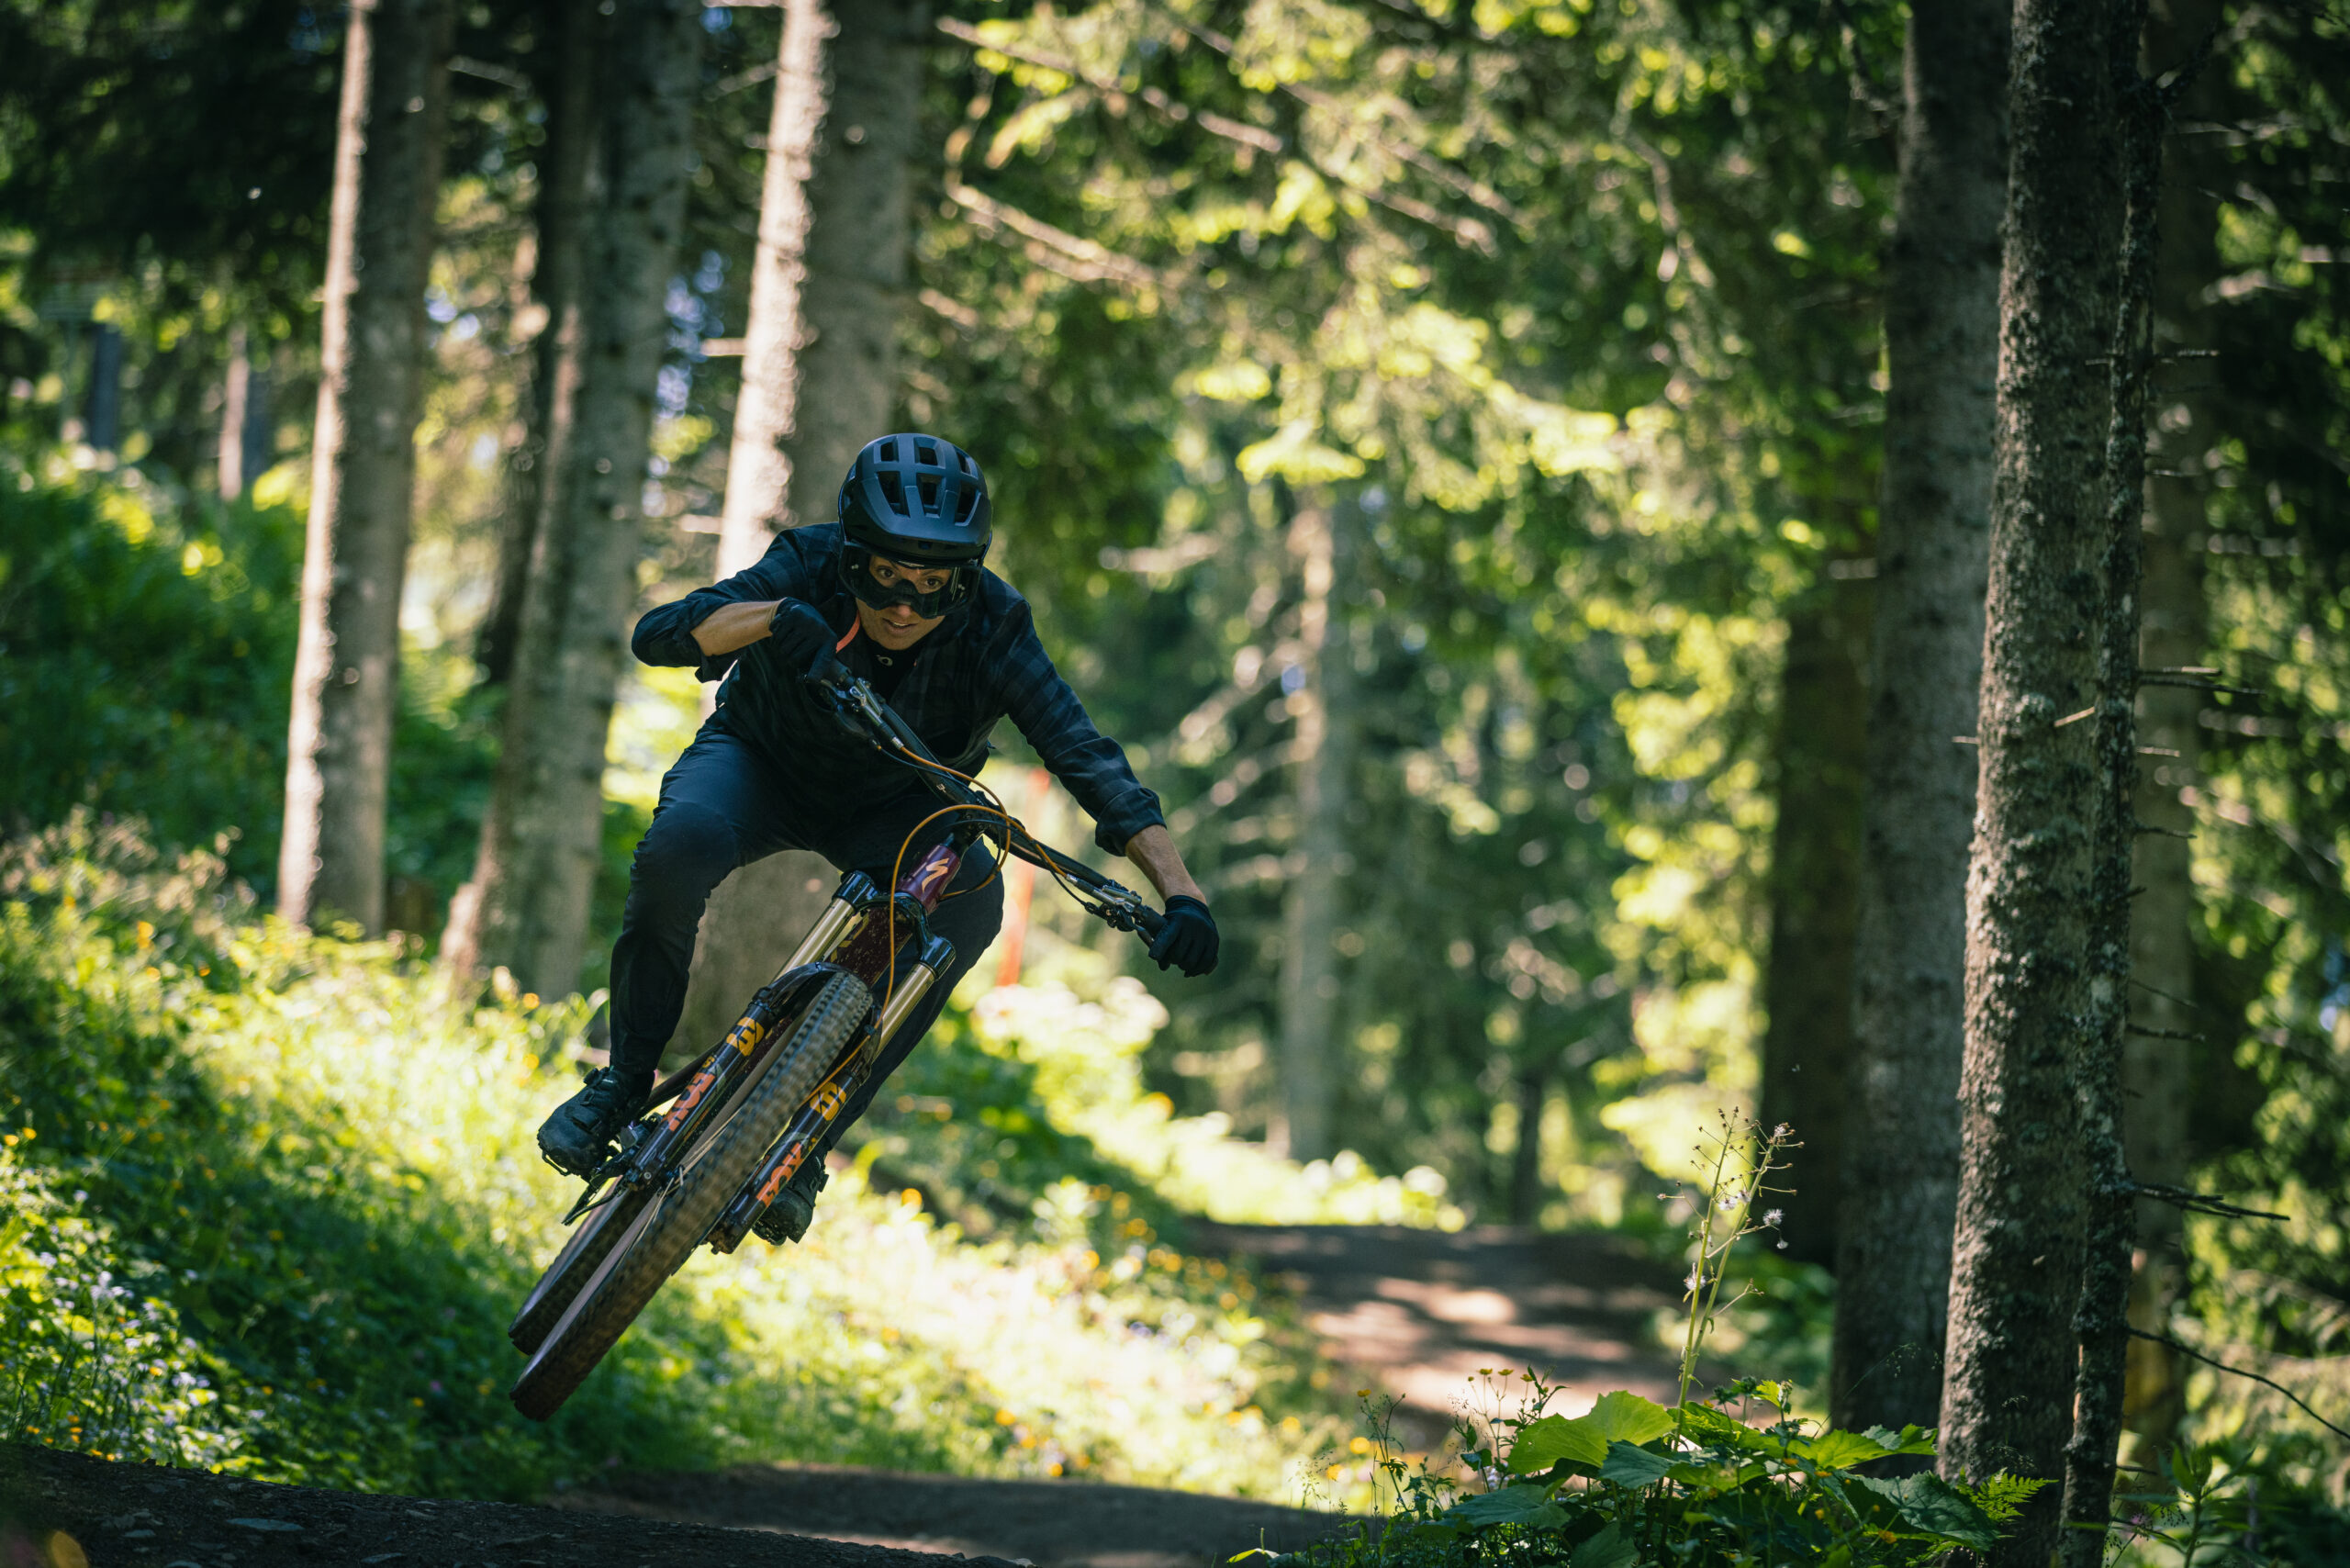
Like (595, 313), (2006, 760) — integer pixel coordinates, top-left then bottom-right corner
(804, 661), (885, 742)
(1068, 875), (1167, 943)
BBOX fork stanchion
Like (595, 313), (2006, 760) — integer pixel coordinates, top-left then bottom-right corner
(706, 935), (956, 1253)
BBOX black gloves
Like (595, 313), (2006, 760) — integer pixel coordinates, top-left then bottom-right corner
(1148, 895), (1219, 977)
(768, 599), (840, 676)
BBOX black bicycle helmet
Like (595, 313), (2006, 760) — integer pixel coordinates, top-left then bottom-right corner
(837, 432), (991, 617)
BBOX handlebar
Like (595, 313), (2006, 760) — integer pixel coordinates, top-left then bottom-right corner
(808, 663), (1168, 946)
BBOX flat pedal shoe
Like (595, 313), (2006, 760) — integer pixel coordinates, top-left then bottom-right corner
(537, 1066), (653, 1178)
(754, 1160), (830, 1245)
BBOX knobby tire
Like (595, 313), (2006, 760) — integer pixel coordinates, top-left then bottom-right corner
(509, 972), (869, 1422)
(508, 1181), (651, 1357)
(508, 993), (820, 1354)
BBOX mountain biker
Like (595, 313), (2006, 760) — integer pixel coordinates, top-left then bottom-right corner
(534, 432), (1220, 1239)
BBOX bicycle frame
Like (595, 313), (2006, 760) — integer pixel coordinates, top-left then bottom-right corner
(562, 668), (1166, 1233)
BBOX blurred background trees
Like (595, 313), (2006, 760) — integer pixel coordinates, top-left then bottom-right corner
(0, 0), (2344, 1496)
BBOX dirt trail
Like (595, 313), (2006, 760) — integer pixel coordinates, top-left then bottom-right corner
(0, 1444), (1014, 1568)
(1192, 1224), (1684, 1450)
(3, 1226), (1676, 1568)
(556, 1466), (1341, 1568)
(558, 1224), (1683, 1564)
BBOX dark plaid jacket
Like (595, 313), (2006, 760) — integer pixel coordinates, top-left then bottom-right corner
(631, 523), (1163, 854)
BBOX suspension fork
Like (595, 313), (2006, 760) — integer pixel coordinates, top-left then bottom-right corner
(620, 871), (879, 1188)
(706, 930), (957, 1253)
(702, 836), (977, 1249)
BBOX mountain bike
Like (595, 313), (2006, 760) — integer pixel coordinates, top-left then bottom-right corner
(506, 664), (1169, 1422)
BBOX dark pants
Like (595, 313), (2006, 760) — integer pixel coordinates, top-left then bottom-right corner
(608, 726), (1003, 1150)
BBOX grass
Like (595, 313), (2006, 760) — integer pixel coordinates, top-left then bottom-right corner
(861, 924), (1466, 1243)
(0, 813), (1360, 1500)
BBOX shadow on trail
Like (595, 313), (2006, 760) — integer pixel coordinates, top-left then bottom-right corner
(1193, 1224), (1683, 1450)
(564, 1224), (1681, 1565)
(559, 1464), (1345, 1568)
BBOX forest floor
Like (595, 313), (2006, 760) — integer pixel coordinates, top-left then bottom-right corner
(1189, 1223), (1684, 1450)
(0, 1226), (1679, 1568)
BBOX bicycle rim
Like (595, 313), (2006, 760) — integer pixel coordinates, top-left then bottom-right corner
(508, 972), (869, 1422)
(508, 982), (824, 1355)
(509, 1179), (652, 1356)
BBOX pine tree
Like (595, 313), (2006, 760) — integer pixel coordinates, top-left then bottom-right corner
(444, 0), (701, 995)
(673, 0), (926, 1060)
(1830, 0), (2009, 1434)
(280, 0), (455, 932)
(1937, 1), (2128, 1556)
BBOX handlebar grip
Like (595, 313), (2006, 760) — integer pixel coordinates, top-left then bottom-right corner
(1132, 905), (1168, 943)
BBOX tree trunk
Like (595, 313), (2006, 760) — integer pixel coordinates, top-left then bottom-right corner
(2120, 0), (2224, 1451)
(1274, 491), (1357, 1161)
(714, 0), (925, 570)
(85, 322), (123, 456)
(219, 324), (253, 500)
(1508, 1057), (1546, 1226)
(1756, 568), (1870, 1269)
(675, 0), (925, 1063)
(240, 341), (275, 496)
(1830, 0), (2007, 1435)
(2061, 27), (2161, 1560)
(1937, 2), (2126, 1560)
(279, 0), (454, 933)
(475, 0), (596, 689)
(443, 0), (700, 996)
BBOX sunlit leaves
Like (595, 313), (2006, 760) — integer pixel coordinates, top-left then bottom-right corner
(1508, 1390), (1674, 1473)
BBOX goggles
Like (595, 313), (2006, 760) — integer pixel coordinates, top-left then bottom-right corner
(841, 543), (976, 620)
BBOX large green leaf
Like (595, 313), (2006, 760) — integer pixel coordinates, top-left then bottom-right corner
(1853, 1473), (2000, 1550)
(1796, 1429), (1906, 1471)
(1676, 1402), (1790, 1456)
(1586, 1392), (1676, 1444)
(1448, 1485), (1568, 1529)
(1509, 1392), (1676, 1474)
(1598, 1440), (1681, 1487)
(1860, 1424), (1940, 1458)
(1571, 1523), (1637, 1568)
(1510, 1414), (1607, 1473)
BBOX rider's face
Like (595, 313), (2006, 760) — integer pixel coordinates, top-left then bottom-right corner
(856, 555), (952, 650)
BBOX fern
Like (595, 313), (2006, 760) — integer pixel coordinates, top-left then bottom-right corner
(1962, 1473), (2053, 1525)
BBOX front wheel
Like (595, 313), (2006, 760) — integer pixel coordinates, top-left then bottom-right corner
(508, 972), (869, 1422)
(509, 1178), (651, 1358)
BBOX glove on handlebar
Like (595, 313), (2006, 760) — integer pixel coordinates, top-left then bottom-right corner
(1148, 894), (1219, 978)
(768, 599), (840, 677)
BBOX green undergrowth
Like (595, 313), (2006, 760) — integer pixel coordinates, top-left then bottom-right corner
(862, 928), (1466, 1244)
(1273, 1124), (2036, 1568)
(0, 816), (1353, 1500)
(0, 463), (498, 907)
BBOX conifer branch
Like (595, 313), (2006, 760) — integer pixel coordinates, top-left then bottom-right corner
(2129, 1331), (2350, 1444)
(2120, 1180), (2287, 1223)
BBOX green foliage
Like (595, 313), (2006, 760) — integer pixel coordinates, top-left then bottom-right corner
(1282, 1372), (2012, 1568)
(0, 815), (1351, 1497)
(0, 465), (495, 920)
(0, 1), (340, 311)
(895, 0), (1907, 1224)
(0, 1148), (250, 1468)
(2109, 1444), (2350, 1567)
(0, 467), (297, 887)
(2145, 1), (2350, 1490)
(869, 931), (1463, 1235)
